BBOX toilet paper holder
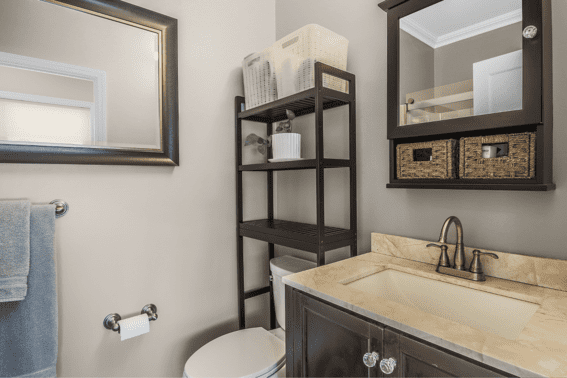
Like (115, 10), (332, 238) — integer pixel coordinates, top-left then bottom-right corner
(103, 304), (158, 333)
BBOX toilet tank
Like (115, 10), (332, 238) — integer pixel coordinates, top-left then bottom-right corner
(270, 256), (316, 330)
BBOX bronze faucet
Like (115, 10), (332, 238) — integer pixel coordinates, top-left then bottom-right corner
(427, 216), (499, 282)
(438, 216), (466, 270)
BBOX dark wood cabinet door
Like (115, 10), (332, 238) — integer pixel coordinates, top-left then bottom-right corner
(287, 288), (513, 378)
(384, 328), (507, 378)
(288, 288), (383, 377)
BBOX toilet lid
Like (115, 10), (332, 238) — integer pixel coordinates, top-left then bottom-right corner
(184, 327), (285, 378)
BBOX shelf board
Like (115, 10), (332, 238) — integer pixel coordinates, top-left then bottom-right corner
(389, 121), (541, 142)
(240, 158), (351, 171)
(239, 219), (354, 253)
(238, 87), (350, 123)
(387, 182), (556, 191)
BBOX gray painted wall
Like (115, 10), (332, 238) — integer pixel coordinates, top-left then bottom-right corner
(398, 23), (521, 102)
(434, 22), (522, 87)
(399, 30), (434, 104)
(0, 0), (275, 376)
(275, 0), (567, 261)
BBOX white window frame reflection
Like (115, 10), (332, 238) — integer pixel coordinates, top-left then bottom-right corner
(0, 51), (107, 143)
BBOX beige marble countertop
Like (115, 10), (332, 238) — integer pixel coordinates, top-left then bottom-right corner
(283, 253), (567, 378)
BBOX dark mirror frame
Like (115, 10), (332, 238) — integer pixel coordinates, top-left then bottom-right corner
(383, 0), (542, 140)
(0, 0), (179, 166)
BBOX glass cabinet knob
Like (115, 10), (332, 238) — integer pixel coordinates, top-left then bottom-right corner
(523, 25), (538, 39)
(363, 351), (379, 368)
(380, 357), (397, 375)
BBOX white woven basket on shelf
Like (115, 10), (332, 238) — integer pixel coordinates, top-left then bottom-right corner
(271, 24), (349, 99)
(242, 48), (278, 110)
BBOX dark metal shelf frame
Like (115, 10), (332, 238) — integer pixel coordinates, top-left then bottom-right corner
(235, 62), (357, 330)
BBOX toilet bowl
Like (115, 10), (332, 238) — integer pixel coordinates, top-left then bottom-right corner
(183, 255), (316, 378)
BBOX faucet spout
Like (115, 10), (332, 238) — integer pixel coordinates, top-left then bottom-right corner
(438, 216), (466, 270)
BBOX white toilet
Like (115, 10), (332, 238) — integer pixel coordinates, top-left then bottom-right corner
(183, 255), (316, 378)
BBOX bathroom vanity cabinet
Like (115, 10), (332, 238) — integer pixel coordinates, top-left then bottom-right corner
(380, 0), (554, 191)
(285, 286), (510, 377)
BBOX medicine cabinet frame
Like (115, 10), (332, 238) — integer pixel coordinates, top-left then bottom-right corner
(379, 0), (554, 191)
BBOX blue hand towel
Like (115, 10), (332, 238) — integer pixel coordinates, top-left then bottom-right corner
(0, 200), (31, 302)
(0, 204), (58, 378)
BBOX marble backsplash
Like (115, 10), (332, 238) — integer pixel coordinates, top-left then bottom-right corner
(371, 233), (567, 292)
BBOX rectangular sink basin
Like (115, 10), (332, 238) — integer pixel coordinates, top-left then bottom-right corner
(345, 269), (539, 340)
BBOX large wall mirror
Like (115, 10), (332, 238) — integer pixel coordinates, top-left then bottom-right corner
(0, 0), (178, 165)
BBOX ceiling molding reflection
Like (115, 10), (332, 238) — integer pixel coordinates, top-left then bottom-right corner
(401, 9), (522, 49)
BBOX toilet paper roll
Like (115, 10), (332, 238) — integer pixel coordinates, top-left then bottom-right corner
(118, 314), (149, 341)
(482, 145), (497, 158)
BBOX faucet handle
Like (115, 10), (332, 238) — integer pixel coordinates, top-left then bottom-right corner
(427, 243), (450, 268)
(469, 250), (499, 274)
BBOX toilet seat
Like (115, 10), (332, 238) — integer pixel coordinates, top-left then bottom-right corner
(184, 327), (285, 378)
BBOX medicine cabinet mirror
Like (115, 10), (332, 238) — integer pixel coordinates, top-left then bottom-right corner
(384, 0), (543, 139)
(0, 0), (178, 165)
(380, 0), (553, 191)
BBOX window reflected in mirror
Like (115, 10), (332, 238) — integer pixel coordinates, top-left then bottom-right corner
(399, 0), (523, 126)
(0, 0), (161, 150)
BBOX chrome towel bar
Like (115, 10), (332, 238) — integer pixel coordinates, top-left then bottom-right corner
(49, 199), (68, 218)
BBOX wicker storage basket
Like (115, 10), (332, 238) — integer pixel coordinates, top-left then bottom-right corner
(242, 48), (278, 110)
(459, 133), (536, 179)
(397, 139), (458, 179)
(271, 24), (349, 98)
